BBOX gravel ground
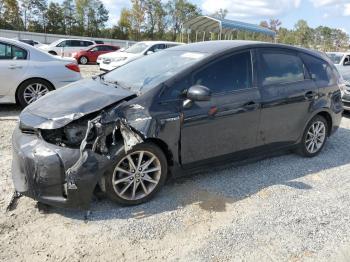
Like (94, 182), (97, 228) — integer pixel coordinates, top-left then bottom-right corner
(1, 65), (350, 261)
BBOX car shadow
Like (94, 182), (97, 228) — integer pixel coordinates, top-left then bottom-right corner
(53, 120), (350, 221)
(0, 105), (21, 120)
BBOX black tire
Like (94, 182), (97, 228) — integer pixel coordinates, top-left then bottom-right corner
(48, 51), (57, 55)
(79, 56), (89, 65)
(297, 115), (328, 157)
(105, 142), (168, 206)
(17, 79), (54, 108)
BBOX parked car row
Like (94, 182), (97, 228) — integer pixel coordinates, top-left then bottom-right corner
(10, 40), (344, 209)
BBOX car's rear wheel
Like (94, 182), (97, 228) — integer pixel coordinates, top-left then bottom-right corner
(17, 79), (54, 108)
(79, 56), (88, 65)
(105, 142), (168, 205)
(298, 115), (328, 157)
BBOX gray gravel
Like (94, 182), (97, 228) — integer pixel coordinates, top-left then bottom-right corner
(1, 65), (350, 261)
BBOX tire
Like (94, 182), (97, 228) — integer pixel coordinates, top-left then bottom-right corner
(105, 142), (168, 206)
(297, 115), (328, 157)
(79, 56), (89, 65)
(48, 51), (57, 55)
(17, 79), (54, 108)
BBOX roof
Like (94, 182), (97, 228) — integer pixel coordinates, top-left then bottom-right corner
(184, 16), (276, 37)
(139, 41), (184, 45)
(170, 40), (327, 60)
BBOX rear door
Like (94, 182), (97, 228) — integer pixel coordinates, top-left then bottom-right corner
(0, 42), (28, 97)
(256, 48), (318, 147)
(180, 50), (261, 165)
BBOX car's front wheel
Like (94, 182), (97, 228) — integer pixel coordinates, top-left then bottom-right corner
(298, 115), (328, 157)
(105, 142), (168, 205)
(17, 79), (54, 108)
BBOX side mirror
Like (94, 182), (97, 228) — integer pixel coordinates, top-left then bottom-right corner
(146, 50), (154, 55)
(186, 85), (211, 101)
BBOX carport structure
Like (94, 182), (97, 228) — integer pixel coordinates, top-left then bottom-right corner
(183, 16), (276, 42)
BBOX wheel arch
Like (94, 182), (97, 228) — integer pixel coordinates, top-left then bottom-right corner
(15, 77), (55, 104)
(304, 109), (333, 137)
(144, 137), (174, 168)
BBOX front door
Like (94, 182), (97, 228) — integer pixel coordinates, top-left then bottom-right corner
(180, 50), (261, 165)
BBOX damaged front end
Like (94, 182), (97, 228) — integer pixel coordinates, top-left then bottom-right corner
(12, 106), (147, 210)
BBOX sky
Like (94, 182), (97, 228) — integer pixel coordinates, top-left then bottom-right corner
(75, 0), (350, 33)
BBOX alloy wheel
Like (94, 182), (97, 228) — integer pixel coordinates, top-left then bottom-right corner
(305, 121), (326, 154)
(112, 150), (162, 201)
(80, 56), (88, 64)
(23, 83), (50, 105)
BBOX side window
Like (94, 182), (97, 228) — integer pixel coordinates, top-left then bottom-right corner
(56, 40), (67, 47)
(192, 51), (253, 93)
(149, 44), (165, 53)
(0, 43), (27, 60)
(12, 46), (27, 60)
(300, 53), (336, 87)
(70, 40), (81, 47)
(0, 43), (12, 59)
(84, 41), (93, 47)
(90, 47), (99, 51)
(260, 51), (305, 86)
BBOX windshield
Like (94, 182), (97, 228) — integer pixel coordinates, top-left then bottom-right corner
(103, 50), (209, 93)
(327, 53), (344, 64)
(124, 43), (149, 54)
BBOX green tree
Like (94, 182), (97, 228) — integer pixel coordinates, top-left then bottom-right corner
(0, 0), (23, 30)
(211, 8), (228, 19)
(166, 0), (201, 41)
(46, 2), (64, 34)
(62, 0), (76, 35)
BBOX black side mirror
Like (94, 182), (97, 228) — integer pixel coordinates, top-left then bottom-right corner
(186, 85), (211, 101)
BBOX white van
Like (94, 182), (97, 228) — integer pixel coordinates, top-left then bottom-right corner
(40, 39), (103, 57)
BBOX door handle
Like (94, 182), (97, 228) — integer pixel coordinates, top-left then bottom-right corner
(8, 65), (22, 69)
(305, 91), (317, 100)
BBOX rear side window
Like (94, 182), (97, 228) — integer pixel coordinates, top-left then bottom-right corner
(260, 51), (305, 86)
(300, 53), (337, 87)
(84, 41), (93, 47)
(0, 43), (27, 60)
(193, 51), (253, 94)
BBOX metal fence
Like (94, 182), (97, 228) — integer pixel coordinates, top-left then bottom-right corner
(0, 29), (136, 48)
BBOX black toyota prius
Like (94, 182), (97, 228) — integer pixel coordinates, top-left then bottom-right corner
(12, 41), (343, 209)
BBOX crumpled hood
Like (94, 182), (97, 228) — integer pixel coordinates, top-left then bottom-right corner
(20, 78), (136, 129)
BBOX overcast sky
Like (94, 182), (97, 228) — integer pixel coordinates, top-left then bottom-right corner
(78, 0), (350, 33)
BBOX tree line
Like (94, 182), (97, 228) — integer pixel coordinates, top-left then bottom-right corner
(0, 0), (349, 51)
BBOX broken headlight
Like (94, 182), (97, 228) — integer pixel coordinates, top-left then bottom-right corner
(41, 120), (95, 148)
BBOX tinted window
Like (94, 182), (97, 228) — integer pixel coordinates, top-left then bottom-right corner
(0, 43), (27, 60)
(260, 51), (305, 86)
(95, 40), (104, 44)
(300, 53), (337, 87)
(84, 41), (93, 47)
(149, 44), (166, 52)
(193, 51), (252, 93)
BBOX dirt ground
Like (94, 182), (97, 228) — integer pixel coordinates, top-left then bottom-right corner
(1, 66), (350, 261)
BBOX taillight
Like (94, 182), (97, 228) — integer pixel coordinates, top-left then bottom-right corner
(65, 63), (80, 73)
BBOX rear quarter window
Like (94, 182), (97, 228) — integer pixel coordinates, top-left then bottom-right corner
(300, 53), (337, 87)
(259, 51), (305, 86)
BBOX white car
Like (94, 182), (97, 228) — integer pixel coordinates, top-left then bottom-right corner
(327, 52), (350, 81)
(0, 37), (81, 108)
(39, 39), (102, 57)
(99, 41), (183, 71)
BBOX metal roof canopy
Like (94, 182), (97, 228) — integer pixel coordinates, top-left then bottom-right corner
(183, 16), (276, 39)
